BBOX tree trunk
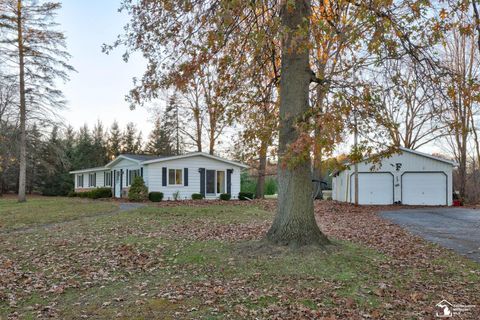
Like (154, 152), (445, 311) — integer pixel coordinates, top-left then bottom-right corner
(17, 0), (27, 202)
(266, 0), (329, 247)
(194, 106), (202, 152)
(312, 84), (327, 198)
(208, 127), (215, 155)
(255, 140), (267, 199)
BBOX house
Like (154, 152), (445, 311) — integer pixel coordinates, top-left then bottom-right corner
(331, 147), (456, 206)
(69, 153), (249, 200)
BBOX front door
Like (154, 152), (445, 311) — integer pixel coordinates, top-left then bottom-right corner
(206, 170), (216, 195)
(115, 170), (121, 198)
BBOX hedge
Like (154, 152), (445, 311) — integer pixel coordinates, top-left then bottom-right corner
(76, 188), (112, 199)
(191, 193), (203, 200)
(149, 192), (164, 202)
(219, 193), (231, 201)
(238, 192), (254, 200)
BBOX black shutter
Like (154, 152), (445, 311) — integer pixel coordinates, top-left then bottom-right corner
(162, 167), (167, 186)
(94, 173), (96, 187)
(227, 169), (233, 194)
(120, 169), (123, 198)
(141, 167), (143, 178)
(104, 172), (106, 186)
(184, 168), (188, 186)
(199, 168), (205, 197)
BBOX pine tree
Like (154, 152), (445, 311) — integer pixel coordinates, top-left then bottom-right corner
(134, 131), (143, 153)
(108, 120), (122, 159)
(64, 125), (76, 168)
(73, 124), (95, 169)
(0, 0), (74, 202)
(92, 120), (108, 165)
(26, 123), (42, 194)
(39, 126), (72, 196)
(164, 94), (184, 155)
(122, 122), (141, 154)
(146, 116), (174, 155)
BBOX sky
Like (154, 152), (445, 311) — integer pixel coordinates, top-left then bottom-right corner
(57, 0), (154, 136)
(54, 0), (442, 157)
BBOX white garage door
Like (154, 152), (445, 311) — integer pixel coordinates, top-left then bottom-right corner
(350, 173), (393, 205)
(402, 172), (447, 205)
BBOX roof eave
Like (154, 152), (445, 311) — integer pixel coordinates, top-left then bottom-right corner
(105, 155), (141, 168)
(141, 152), (249, 168)
(69, 167), (108, 174)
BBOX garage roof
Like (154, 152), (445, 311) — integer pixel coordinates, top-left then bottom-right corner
(331, 147), (456, 176)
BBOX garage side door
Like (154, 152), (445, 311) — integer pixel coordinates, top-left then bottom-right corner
(350, 173), (393, 205)
(402, 172), (447, 205)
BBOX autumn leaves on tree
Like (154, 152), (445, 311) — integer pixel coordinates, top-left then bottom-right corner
(109, 0), (467, 246)
(3, 0), (480, 246)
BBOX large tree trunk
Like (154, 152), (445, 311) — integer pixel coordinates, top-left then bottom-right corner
(17, 0), (27, 203)
(255, 140), (267, 199)
(266, 0), (329, 247)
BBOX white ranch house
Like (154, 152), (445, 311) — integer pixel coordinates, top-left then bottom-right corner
(70, 153), (248, 200)
(332, 147), (456, 206)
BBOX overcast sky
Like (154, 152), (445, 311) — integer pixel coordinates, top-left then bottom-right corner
(57, 0), (154, 136)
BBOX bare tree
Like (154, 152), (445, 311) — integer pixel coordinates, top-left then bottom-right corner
(375, 60), (446, 149)
(440, 12), (480, 198)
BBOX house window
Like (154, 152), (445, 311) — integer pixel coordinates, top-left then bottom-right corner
(168, 169), (183, 185)
(77, 174), (84, 188)
(206, 170), (226, 194)
(217, 171), (225, 193)
(88, 173), (96, 187)
(105, 172), (112, 187)
(128, 169), (141, 186)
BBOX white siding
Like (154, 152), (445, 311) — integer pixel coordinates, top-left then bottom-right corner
(332, 150), (453, 205)
(109, 159), (143, 188)
(146, 155), (242, 200)
(75, 171), (109, 189)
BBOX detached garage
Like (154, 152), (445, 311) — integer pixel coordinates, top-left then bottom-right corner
(332, 147), (455, 206)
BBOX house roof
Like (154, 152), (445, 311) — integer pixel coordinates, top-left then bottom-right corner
(104, 154), (163, 168)
(397, 147), (457, 166)
(121, 154), (165, 162)
(70, 152), (248, 174)
(331, 147), (456, 176)
(141, 152), (250, 168)
(69, 166), (109, 174)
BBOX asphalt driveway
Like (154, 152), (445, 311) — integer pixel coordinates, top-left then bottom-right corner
(380, 208), (480, 263)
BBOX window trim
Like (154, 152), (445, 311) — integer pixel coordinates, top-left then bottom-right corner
(77, 174), (84, 188)
(217, 170), (226, 194)
(168, 168), (184, 186)
(205, 169), (226, 195)
(88, 172), (96, 187)
(105, 172), (112, 187)
(126, 168), (141, 186)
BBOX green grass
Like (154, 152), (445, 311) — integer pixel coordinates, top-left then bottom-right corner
(0, 197), (118, 232)
(0, 197), (479, 319)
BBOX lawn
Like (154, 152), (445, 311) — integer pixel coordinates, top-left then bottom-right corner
(0, 197), (118, 232)
(0, 198), (479, 319)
